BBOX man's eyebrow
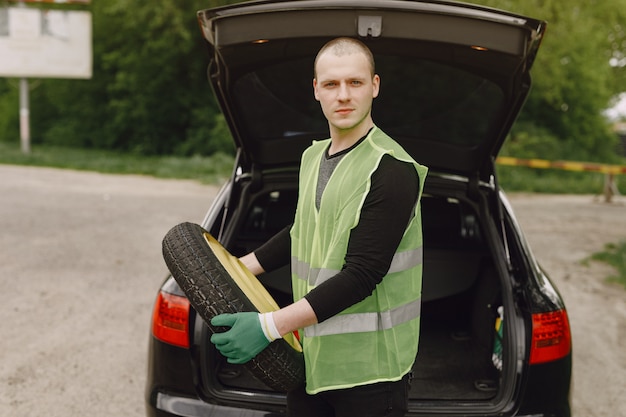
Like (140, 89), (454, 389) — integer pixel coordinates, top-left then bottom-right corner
(320, 75), (367, 82)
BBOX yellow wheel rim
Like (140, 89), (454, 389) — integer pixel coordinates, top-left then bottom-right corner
(204, 232), (302, 352)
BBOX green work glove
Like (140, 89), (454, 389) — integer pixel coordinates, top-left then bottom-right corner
(210, 312), (271, 364)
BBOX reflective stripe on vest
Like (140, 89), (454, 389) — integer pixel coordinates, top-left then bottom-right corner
(304, 297), (422, 337)
(292, 246), (423, 287)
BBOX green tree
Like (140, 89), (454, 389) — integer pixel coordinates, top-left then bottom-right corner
(0, 79), (19, 142)
(474, 0), (626, 162)
(2, 0), (625, 159)
(14, 0), (238, 156)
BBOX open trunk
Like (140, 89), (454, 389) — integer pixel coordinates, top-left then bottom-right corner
(197, 172), (509, 407)
(189, 3), (543, 402)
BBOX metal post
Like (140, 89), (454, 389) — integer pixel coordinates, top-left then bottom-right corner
(19, 77), (31, 154)
(603, 173), (618, 204)
(17, 0), (31, 154)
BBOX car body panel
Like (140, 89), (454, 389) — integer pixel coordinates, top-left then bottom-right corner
(146, 174), (572, 417)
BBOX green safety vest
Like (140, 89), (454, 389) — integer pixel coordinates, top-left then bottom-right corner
(290, 126), (428, 394)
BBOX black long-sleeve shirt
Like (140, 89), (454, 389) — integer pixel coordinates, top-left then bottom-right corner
(255, 153), (419, 323)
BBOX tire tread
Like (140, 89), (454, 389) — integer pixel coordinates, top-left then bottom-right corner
(162, 222), (304, 392)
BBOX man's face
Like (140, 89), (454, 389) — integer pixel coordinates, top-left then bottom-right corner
(313, 50), (380, 134)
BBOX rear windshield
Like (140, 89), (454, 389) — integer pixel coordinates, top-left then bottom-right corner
(232, 55), (504, 148)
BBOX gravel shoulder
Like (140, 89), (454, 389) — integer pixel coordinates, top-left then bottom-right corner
(0, 165), (624, 417)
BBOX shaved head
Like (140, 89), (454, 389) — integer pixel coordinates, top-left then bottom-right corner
(314, 37), (376, 79)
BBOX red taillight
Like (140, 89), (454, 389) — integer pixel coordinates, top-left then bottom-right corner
(152, 291), (190, 348)
(529, 309), (571, 364)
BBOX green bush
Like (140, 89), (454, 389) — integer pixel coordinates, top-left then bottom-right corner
(496, 165), (623, 194)
(0, 80), (20, 143)
(0, 141), (234, 184)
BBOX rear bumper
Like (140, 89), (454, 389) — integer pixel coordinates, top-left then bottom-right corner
(147, 391), (284, 417)
(148, 391), (566, 417)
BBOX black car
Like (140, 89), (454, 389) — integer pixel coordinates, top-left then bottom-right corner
(146, 1), (572, 416)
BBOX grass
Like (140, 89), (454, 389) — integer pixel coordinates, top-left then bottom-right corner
(1, 141), (624, 195)
(584, 241), (626, 290)
(0, 141), (234, 184)
(496, 165), (625, 195)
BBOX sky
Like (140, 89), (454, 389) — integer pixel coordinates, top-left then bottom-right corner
(605, 92), (626, 121)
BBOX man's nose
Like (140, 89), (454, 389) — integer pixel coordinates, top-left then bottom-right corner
(337, 82), (350, 100)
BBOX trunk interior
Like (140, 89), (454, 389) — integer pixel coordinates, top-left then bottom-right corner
(207, 177), (504, 403)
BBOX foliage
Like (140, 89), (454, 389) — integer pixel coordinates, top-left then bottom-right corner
(0, 0), (624, 160)
(501, 121), (563, 160)
(0, 80), (19, 141)
(0, 0), (238, 156)
(497, 165), (625, 195)
(0, 140), (234, 184)
(474, 0), (626, 162)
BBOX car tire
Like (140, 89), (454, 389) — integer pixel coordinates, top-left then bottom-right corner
(161, 222), (305, 392)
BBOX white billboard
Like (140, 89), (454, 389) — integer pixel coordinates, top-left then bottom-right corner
(0, 7), (92, 79)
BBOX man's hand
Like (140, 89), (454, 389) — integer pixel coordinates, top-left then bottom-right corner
(210, 312), (271, 364)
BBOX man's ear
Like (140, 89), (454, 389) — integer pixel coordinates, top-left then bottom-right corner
(372, 74), (380, 99)
(313, 78), (320, 101)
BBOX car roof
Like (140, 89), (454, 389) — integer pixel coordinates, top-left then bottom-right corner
(198, 0), (546, 179)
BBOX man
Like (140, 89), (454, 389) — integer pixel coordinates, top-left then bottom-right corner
(210, 37), (428, 417)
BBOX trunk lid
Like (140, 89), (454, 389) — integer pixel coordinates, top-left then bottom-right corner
(198, 0), (545, 180)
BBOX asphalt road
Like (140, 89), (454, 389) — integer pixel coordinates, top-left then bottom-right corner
(0, 164), (219, 417)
